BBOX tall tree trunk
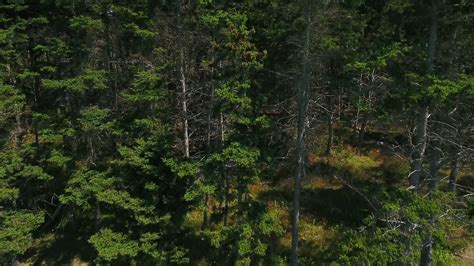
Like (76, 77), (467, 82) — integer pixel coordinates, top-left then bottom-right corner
(202, 192), (209, 229)
(95, 200), (101, 230)
(409, 0), (438, 189)
(11, 255), (20, 266)
(325, 112), (334, 157)
(428, 147), (441, 192)
(409, 105), (429, 189)
(325, 96), (333, 157)
(421, 234), (434, 266)
(357, 113), (368, 148)
(223, 176), (229, 226)
(177, 0), (190, 158)
(420, 147), (439, 266)
(220, 111), (225, 145)
(291, 2), (311, 265)
(13, 111), (23, 149)
(420, 2), (438, 265)
(207, 88), (214, 149)
(202, 90), (214, 229)
(448, 153), (459, 193)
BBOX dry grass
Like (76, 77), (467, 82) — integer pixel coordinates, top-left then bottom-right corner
(454, 243), (474, 265)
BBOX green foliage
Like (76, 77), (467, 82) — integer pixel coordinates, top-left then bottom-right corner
(0, 83), (24, 124)
(329, 147), (381, 179)
(0, 211), (44, 258)
(78, 106), (113, 133)
(59, 169), (113, 210)
(0, 150), (53, 181)
(210, 142), (260, 169)
(0, 0), (471, 264)
(46, 149), (71, 169)
(164, 158), (201, 178)
(125, 23), (157, 39)
(90, 228), (189, 263)
(123, 69), (167, 103)
(0, 187), (19, 201)
(347, 42), (410, 73)
(203, 205), (284, 264)
(69, 16), (105, 32)
(42, 69), (107, 93)
(333, 190), (459, 265)
(89, 228), (139, 261)
(403, 74), (465, 106)
(215, 81), (252, 110)
(115, 140), (156, 174)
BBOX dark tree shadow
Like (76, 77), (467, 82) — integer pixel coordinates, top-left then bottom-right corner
(258, 182), (373, 227)
(22, 233), (95, 266)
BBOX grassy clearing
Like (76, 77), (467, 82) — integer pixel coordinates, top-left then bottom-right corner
(253, 140), (474, 264)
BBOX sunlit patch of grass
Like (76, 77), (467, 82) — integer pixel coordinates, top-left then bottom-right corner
(299, 218), (340, 261)
(458, 164), (474, 187)
(71, 257), (90, 266)
(458, 163), (473, 176)
(304, 175), (343, 190)
(453, 241), (474, 266)
(189, 145), (471, 264)
(30, 232), (57, 249)
(256, 146), (428, 263)
(248, 181), (270, 196)
(184, 209), (203, 230)
(253, 175), (349, 263)
(329, 146), (382, 180)
(308, 153), (322, 165)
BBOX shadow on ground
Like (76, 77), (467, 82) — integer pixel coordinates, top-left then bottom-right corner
(22, 233), (95, 265)
(258, 177), (375, 227)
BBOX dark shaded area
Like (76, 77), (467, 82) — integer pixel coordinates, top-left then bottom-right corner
(258, 181), (373, 227)
(300, 185), (372, 226)
(22, 234), (95, 265)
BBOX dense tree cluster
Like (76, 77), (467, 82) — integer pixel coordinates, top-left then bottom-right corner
(0, 0), (472, 265)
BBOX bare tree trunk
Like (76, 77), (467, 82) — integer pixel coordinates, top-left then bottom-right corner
(11, 255), (20, 266)
(87, 136), (96, 165)
(202, 192), (209, 229)
(325, 112), (334, 157)
(421, 147), (439, 265)
(357, 114), (368, 148)
(203, 89), (214, 229)
(43, 204), (63, 228)
(223, 176), (229, 226)
(291, 2), (311, 265)
(220, 112), (225, 145)
(219, 105), (227, 225)
(177, 0), (190, 158)
(325, 96), (333, 156)
(420, 2), (438, 265)
(95, 200), (101, 230)
(207, 88), (214, 148)
(448, 153), (459, 193)
(421, 234), (433, 266)
(13, 111), (24, 149)
(410, 0), (438, 191)
(428, 148), (441, 191)
(409, 105), (429, 189)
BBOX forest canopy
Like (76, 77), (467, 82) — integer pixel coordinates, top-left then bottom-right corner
(0, 0), (473, 265)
